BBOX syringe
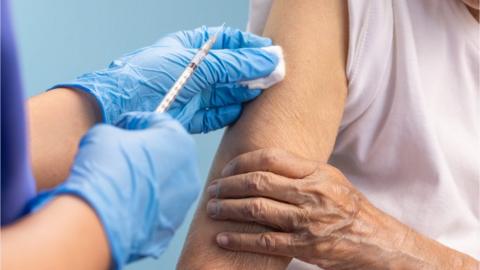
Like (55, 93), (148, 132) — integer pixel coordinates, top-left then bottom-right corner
(155, 24), (225, 113)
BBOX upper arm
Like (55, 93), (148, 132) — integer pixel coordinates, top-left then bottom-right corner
(219, 0), (348, 163)
(179, 1), (349, 268)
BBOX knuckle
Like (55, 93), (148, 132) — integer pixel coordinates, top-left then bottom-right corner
(244, 199), (265, 220)
(290, 182), (303, 195)
(257, 233), (276, 252)
(246, 172), (269, 193)
(302, 181), (326, 202)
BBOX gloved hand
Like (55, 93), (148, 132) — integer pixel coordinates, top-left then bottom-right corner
(54, 26), (280, 133)
(28, 112), (200, 269)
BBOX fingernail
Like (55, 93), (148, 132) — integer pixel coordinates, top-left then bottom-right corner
(207, 200), (218, 217)
(217, 234), (229, 246)
(207, 184), (218, 198)
(221, 161), (235, 177)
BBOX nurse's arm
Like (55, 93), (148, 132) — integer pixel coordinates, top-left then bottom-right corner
(27, 88), (100, 190)
(177, 1), (348, 269)
(1, 196), (110, 270)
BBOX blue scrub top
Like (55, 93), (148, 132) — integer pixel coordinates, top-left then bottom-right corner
(1, 0), (36, 225)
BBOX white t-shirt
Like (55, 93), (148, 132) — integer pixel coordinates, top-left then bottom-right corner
(248, 0), (479, 269)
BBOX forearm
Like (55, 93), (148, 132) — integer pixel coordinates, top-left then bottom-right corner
(349, 192), (479, 269)
(1, 196), (110, 270)
(178, 1), (348, 269)
(28, 88), (100, 190)
(393, 222), (479, 269)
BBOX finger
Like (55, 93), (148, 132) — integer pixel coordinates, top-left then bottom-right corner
(204, 84), (261, 107)
(207, 171), (305, 205)
(221, 148), (318, 179)
(202, 47), (279, 84)
(187, 105), (242, 134)
(216, 232), (298, 258)
(115, 111), (177, 130)
(155, 26), (273, 49)
(207, 197), (305, 231)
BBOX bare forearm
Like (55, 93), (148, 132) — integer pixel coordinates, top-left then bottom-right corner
(1, 196), (110, 270)
(352, 196), (479, 269)
(28, 88), (100, 190)
(178, 1), (348, 269)
(394, 224), (479, 269)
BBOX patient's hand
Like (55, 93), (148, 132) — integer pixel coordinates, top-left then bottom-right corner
(205, 148), (404, 269)
(207, 148), (480, 270)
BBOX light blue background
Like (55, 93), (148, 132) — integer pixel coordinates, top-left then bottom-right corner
(11, 1), (250, 269)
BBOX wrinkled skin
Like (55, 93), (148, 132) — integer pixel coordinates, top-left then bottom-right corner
(206, 148), (479, 270)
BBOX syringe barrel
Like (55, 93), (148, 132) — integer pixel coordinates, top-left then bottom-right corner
(155, 65), (195, 113)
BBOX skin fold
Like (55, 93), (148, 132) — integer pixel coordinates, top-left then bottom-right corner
(206, 149), (479, 270)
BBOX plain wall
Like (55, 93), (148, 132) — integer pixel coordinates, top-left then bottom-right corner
(11, 1), (250, 269)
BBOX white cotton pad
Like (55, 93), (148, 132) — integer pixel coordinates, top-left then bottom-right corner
(241, 45), (285, 89)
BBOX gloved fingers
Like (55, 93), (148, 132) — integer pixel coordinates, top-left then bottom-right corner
(201, 47), (279, 85)
(187, 105), (242, 134)
(155, 25), (272, 49)
(115, 111), (179, 130)
(203, 85), (262, 107)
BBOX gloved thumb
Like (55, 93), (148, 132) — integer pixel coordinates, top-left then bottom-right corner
(115, 111), (181, 131)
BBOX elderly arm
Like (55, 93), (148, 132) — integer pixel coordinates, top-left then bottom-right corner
(177, 1), (349, 269)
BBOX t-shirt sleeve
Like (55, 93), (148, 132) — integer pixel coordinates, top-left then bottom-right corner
(343, 0), (394, 128)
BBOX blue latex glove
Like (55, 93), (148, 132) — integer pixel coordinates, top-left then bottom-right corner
(28, 112), (200, 269)
(54, 26), (279, 133)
